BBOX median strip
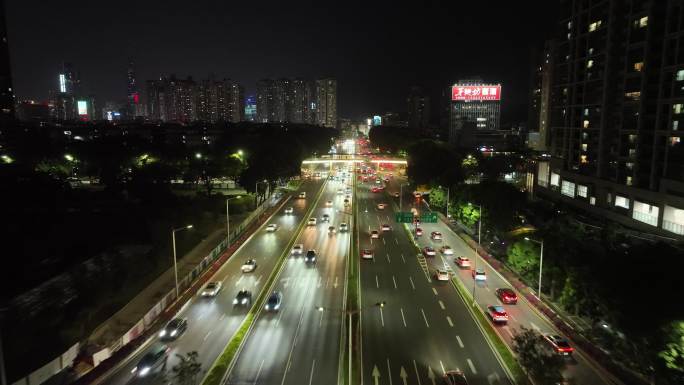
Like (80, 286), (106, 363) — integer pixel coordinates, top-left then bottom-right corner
(201, 180), (328, 385)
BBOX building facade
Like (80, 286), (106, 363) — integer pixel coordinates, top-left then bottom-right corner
(407, 86), (430, 130)
(536, 0), (684, 238)
(0, 0), (13, 121)
(316, 78), (337, 128)
(448, 79), (501, 132)
(245, 95), (256, 121)
(529, 41), (555, 152)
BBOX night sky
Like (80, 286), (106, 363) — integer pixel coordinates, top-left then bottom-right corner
(5, 1), (556, 123)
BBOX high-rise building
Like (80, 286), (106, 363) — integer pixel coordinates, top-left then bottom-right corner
(528, 41), (555, 151)
(245, 95), (256, 121)
(145, 75), (204, 123)
(407, 86), (430, 130)
(0, 0), (13, 121)
(536, 0), (684, 238)
(289, 78), (307, 123)
(226, 80), (244, 123)
(316, 78), (337, 128)
(448, 78), (501, 132)
(126, 59), (141, 119)
(256, 79), (275, 123)
(273, 78), (289, 122)
(145, 79), (161, 121)
(304, 80), (317, 124)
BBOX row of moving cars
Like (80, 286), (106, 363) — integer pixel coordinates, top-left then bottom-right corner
(420, 228), (576, 358)
(131, 188), (316, 379)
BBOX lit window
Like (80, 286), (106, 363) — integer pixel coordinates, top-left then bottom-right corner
(588, 47), (594, 55)
(615, 195), (630, 209)
(629, 134), (637, 143)
(561, 180), (576, 197)
(589, 20), (602, 32)
(567, 21), (572, 30)
(671, 136), (681, 146)
(626, 162), (634, 170)
(590, 196), (596, 205)
(625, 91), (641, 100)
(674, 121), (680, 130)
(581, 143), (588, 151)
(580, 155), (588, 164)
(629, 148), (636, 157)
(587, 60), (594, 68)
(626, 176), (633, 186)
(639, 16), (648, 28)
(674, 104), (683, 114)
(567, 33), (572, 40)
(584, 108), (589, 116)
(677, 70), (684, 81)
(550, 173), (560, 187)
(633, 62), (644, 71)
(577, 185), (588, 198)
(583, 120), (590, 128)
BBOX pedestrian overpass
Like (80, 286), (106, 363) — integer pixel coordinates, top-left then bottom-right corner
(301, 155), (407, 165)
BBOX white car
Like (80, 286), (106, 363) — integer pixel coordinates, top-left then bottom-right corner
(201, 282), (222, 297)
(326, 200), (333, 207)
(370, 230), (380, 239)
(361, 249), (374, 260)
(455, 256), (471, 268)
(298, 192), (306, 199)
(241, 259), (257, 273)
(337, 189), (344, 195)
(284, 207), (293, 214)
(440, 245), (454, 255)
(377, 203), (386, 210)
(472, 268), (487, 281)
(431, 231), (443, 241)
(292, 244), (304, 255)
(434, 270), (450, 281)
(266, 224), (278, 232)
(381, 224), (392, 232)
(339, 223), (349, 232)
(307, 217), (317, 226)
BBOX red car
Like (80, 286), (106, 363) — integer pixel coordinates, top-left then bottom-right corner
(487, 305), (509, 324)
(371, 187), (379, 193)
(496, 288), (518, 304)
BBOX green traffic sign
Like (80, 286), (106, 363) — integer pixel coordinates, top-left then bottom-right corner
(394, 212), (414, 223)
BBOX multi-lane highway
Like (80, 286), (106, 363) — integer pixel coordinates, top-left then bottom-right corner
(357, 171), (511, 385)
(100, 180), (325, 385)
(383, 173), (619, 385)
(226, 176), (352, 385)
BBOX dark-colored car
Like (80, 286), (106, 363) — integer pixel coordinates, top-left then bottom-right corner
(158, 318), (188, 340)
(305, 249), (317, 264)
(542, 334), (574, 356)
(496, 288), (518, 304)
(132, 343), (168, 377)
(233, 289), (253, 306)
(443, 370), (468, 385)
(265, 291), (283, 311)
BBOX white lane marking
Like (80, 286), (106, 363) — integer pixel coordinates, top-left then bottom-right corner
(504, 326), (515, 339)
(280, 305), (307, 384)
(254, 360), (265, 384)
(386, 253), (391, 263)
(456, 335), (464, 348)
(439, 360), (446, 375)
(484, 286), (491, 292)
(392, 275), (397, 289)
(368, 225), (371, 232)
(308, 359), (317, 385)
(387, 359), (393, 385)
(203, 331), (212, 341)
(432, 288), (438, 296)
(219, 313), (226, 321)
(413, 360), (423, 385)
(395, 237), (399, 245)
(421, 308), (430, 328)
(382, 238), (386, 245)
(319, 309), (324, 328)
(380, 307), (385, 327)
(325, 276), (330, 288)
(376, 275), (379, 288)
(255, 274), (263, 286)
(317, 276), (322, 288)
(447, 316), (454, 327)
(334, 276), (338, 288)
(530, 322), (541, 332)
(438, 300), (445, 310)
(400, 308), (407, 327)
(377, 215), (381, 222)
(508, 313), (517, 322)
(387, 216), (390, 222)
(409, 276), (415, 290)
(401, 254), (406, 263)
(467, 359), (477, 375)
(235, 276), (244, 286)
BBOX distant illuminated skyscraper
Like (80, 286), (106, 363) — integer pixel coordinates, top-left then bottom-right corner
(316, 78), (337, 128)
(126, 59), (141, 119)
(245, 95), (256, 122)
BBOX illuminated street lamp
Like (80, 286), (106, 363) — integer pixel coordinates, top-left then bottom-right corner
(64, 154), (75, 162)
(172, 225), (194, 297)
(195, 152), (202, 159)
(525, 237), (545, 300)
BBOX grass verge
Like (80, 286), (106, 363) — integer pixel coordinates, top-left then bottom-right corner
(201, 180), (328, 385)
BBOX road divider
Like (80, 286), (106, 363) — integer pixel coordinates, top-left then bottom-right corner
(201, 180), (328, 385)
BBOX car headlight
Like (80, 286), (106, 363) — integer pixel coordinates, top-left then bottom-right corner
(158, 330), (167, 337)
(170, 330), (177, 336)
(265, 304), (271, 310)
(139, 367), (151, 377)
(241, 298), (248, 304)
(233, 298), (238, 304)
(274, 304), (280, 310)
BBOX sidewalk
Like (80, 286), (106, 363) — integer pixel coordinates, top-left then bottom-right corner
(436, 212), (648, 385)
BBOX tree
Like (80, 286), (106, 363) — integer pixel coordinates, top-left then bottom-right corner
(512, 327), (564, 384)
(658, 321), (684, 384)
(428, 186), (447, 209)
(173, 351), (202, 385)
(506, 240), (539, 278)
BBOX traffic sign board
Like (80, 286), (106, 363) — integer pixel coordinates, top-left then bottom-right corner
(394, 212), (414, 223)
(420, 212), (438, 223)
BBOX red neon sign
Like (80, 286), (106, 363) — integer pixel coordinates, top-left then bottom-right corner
(451, 85), (501, 101)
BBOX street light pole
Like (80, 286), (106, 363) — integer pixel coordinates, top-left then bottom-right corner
(226, 196), (242, 244)
(172, 225), (193, 298)
(525, 237), (545, 299)
(446, 187), (450, 218)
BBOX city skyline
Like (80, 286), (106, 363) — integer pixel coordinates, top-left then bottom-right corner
(4, 2), (557, 122)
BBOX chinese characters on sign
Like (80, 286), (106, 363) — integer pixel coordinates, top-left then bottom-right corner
(451, 85), (502, 101)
